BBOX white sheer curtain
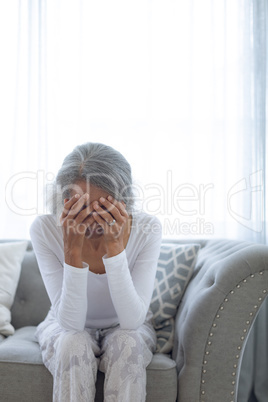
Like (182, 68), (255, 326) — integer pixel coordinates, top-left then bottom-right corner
(0, 1), (267, 398)
(0, 0), (48, 238)
(1, 0), (266, 244)
(236, 3), (268, 401)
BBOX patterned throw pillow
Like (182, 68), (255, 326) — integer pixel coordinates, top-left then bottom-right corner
(150, 243), (200, 354)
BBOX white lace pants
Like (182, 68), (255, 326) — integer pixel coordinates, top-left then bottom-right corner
(35, 314), (156, 402)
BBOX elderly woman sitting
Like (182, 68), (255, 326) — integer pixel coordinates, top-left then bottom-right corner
(30, 142), (162, 402)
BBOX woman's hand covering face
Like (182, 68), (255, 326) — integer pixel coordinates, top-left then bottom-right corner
(60, 184), (130, 264)
(91, 195), (129, 244)
(60, 193), (96, 254)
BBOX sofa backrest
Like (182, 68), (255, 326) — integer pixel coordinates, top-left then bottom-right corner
(6, 241), (51, 329)
(5, 238), (207, 330)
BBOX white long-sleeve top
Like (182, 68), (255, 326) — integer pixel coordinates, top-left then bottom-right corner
(30, 211), (162, 331)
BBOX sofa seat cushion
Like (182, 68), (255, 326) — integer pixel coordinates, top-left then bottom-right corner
(96, 353), (178, 402)
(0, 327), (53, 402)
(146, 353), (177, 401)
(0, 326), (177, 402)
(0, 326), (42, 364)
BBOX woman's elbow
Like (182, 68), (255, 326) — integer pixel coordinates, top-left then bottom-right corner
(119, 311), (147, 330)
(119, 321), (143, 330)
(58, 321), (85, 332)
(56, 313), (85, 332)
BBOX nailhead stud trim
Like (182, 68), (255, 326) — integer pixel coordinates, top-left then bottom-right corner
(200, 270), (268, 400)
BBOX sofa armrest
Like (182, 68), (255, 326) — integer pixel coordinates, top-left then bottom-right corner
(172, 239), (268, 402)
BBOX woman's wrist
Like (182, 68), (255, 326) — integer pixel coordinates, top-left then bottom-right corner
(64, 250), (83, 268)
(105, 240), (124, 258)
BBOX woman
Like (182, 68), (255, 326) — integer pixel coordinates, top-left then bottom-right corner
(30, 142), (162, 402)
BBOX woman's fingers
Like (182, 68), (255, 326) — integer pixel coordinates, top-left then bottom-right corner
(107, 196), (128, 217)
(94, 196), (128, 224)
(92, 202), (116, 226)
(61, 193), (128, 239)
(91, 196), (128, 242)
(75, 204), (95, 225)
(61, 194), (81, 219)
(68, 194), (90, 218)
(61, 193), (90, 221)
(92, 210), (106, 229)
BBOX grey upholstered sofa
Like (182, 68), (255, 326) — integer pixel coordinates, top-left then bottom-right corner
(0, 238), (268, 402)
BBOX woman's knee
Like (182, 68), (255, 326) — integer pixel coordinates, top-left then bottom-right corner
(55, 330), (98, 362)
(103, 328), (153, 367)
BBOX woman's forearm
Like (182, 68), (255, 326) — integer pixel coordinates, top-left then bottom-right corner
(103, 250), (151, 330)
(56, 263), (88, 331)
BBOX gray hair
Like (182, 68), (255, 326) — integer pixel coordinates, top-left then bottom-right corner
(48, 142), (135, 216)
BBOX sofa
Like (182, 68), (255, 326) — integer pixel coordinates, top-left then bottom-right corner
(0, 237), (267, 402)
